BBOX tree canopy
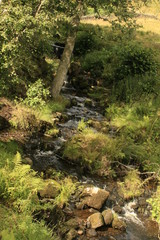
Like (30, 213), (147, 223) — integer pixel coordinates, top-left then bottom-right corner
(0, 0), (139, 97)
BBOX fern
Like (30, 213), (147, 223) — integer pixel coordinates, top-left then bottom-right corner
(0, 152), (48, 213)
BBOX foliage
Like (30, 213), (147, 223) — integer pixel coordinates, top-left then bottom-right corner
(112, 74), (159, 102)
(0, 141), (22, 168)
(0, 146), (75, 239)
(36, 97), (70, 123)
(81, 38), (158, 96)
(0, 206), (54, 240)
(45, 127), (59, 137)
(23, 79), (50, 109)
(82, 50), (111, 78)
(114, 43), (157, 80)
(78, 119), (87, 131)
(0, 152), (46, 212)
(105, 98), (160, 172)
(63, 127), (124, 175)
(0, 0), (55, 97)
(118, 170), (144, 199)
(0, 151), (75, 212)
(147, 182), (160, 223)
(74, 24), (103, 56)
(54, 178), (76, 208)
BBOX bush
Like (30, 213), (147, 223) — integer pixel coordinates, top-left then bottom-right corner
(114, 43), (157, 80)
(0, 152), (45, 212)
(23, 79), (50, 109)
(74, 24), (103, 56)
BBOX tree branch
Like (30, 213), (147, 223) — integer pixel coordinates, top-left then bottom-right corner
(35, 0), (46, 17)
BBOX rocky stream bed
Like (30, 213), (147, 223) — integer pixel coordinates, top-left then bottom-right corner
(24, 85), (159, 240)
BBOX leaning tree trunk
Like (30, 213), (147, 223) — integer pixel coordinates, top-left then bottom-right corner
(51, 31), (77, 98)
(51, 15), (80, 98)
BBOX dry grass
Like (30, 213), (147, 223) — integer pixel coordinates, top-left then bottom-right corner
(137, 18), (160, 34)
(81, 1), (160, 35)
(81, 16), (160, 34)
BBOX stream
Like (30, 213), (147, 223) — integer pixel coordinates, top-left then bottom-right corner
(25, 83), (159, 240)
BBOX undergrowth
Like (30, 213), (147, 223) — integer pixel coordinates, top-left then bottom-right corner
(0, 144), (76, 239)
(105, 97), (160, 172)
(63, 126), (124, 176)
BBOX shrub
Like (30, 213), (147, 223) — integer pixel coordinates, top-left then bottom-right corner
(54, 178), (76, 207)
(114, 43), (157, 80)
(23, 79), (50, 109)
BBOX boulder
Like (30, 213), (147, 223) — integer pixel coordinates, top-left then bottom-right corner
(23, 157), (33, 166)
(39, 182), (59, 198)
(112, 216), (126, 231)
(81, 187), (109, 210)
(113, 205), (123, 214)
(144, 220), (159, 238)
(87, 212), (104, 229)
(66, 229), (78, 240)
(102, 209), (113, 225)
(65, 218), (79, 229)
(86, 229), (97, 237)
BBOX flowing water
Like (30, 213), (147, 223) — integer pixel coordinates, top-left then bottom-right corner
(26, 84), (159, 240)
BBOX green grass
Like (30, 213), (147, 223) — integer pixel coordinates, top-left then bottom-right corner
(36, 97), (70, 123)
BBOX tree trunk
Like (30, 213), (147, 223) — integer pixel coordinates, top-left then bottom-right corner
(51, 15), (81, 98)
(51, 32), (77, 98)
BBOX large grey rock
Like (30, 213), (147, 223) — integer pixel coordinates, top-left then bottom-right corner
(87, 212), (104, 229)
(81, 187), (109, 210)
(102, 209), (113, 225)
